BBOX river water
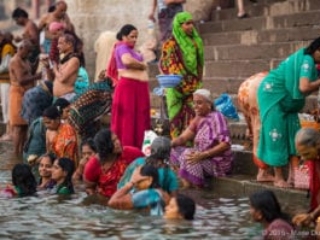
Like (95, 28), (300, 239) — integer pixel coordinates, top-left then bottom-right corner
(0, 142), (310, 240)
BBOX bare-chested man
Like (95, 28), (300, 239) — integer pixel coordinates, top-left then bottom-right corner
(49, 33), (80, 101)
(38, 1), (74, 53)
(12, 7), (40, 72)
(9, 40), (42, 156)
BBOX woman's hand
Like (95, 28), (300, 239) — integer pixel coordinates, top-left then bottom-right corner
(186, 151), (206, 164)
(292, 213), (313, 227)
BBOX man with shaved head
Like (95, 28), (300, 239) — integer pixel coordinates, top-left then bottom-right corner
(38, 1), (74, 53)
(9, 40), (42, 156)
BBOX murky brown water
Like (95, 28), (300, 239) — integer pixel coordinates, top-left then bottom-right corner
(0, 142), (309, 240)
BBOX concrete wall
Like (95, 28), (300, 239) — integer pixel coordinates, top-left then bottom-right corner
(65, 0), (153, 81)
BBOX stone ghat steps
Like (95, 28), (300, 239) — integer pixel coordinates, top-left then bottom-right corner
(202, 27), (320, 47)
(211, 0), (320, 21)
(199, 9), (320, 34)
(212, 174), (309, 211)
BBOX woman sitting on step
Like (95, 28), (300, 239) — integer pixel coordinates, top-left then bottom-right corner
(170, 89), (233, 188)
(238, 37), (320, 188)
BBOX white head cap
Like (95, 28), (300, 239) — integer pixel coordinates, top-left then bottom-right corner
(193, 88), (211, 102)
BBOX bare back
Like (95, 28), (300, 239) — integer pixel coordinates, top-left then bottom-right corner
(39, 13), (73, 40)
(9, 55), (34, 89)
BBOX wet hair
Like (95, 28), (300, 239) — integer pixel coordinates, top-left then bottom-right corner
(42, 106), (61, 119)
(55, 158), (75, 194)
(12, 7), (28, 19)
(53, 98), (70, 115)
(295, 128), (320, 148)
(249, 190), (291, 224)
(39, 152), (56, 165)
(81, 138), (97, 153)
(12, 163), (37, 196)
(116, 24), (137, 41)
(145, 136), (172, 192)
(48, 5), (56, 12)
(140, 165), (159, 189)
(93, 128), (114, 161)
(305, 37), (320, 55)
(176, 194), (196, 220)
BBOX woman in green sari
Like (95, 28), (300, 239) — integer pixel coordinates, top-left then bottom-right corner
(257, 37), (320, 188)
(159, 12), (204, 139)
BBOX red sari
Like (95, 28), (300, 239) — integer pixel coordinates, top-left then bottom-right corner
(83, 146), (144, 198)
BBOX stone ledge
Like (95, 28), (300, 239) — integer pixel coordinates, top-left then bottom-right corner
(212, 175), (309, 212)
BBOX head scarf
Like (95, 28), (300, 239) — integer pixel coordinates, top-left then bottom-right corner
(150, 136), (171, 160)
(172, 12), (204, 75)
(193, 88), (212, 102)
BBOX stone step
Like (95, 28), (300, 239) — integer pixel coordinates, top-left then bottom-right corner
(149, 84), (318, 110)
(211, 0), (320, 21)
(204, 41), (307, 61)
(202, 27), (320, 46)
(212, 175), (309, 212)
(199, 10), (320, 34)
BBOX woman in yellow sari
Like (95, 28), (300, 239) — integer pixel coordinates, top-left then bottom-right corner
(159, 12), (204, 139)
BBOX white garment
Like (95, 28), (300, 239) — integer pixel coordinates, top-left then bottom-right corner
(0, 83), (10, 123)
(157, 0), (167, 12)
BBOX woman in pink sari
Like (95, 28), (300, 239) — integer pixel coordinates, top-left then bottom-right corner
(107, 24), (150, 149)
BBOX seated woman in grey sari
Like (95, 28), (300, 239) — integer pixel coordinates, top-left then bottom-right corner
(170, 89), (233, 188)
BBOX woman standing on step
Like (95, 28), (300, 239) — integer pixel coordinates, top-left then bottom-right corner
(159, 11), (204, 139)
(239, 37), (320, 188)
(107, 24), (150, 149)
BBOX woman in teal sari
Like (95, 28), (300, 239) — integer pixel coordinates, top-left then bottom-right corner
(257, 37), (320, 188)
(159, 12), (204, 139)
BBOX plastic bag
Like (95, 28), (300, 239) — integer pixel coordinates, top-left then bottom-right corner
(294, 161), (310, 189)
(214, 93), (239, 121)
(142, 130), (158, 156)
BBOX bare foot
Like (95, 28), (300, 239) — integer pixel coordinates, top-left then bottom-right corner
(274, 179), (291, 188)
(256, 169), (274, 182)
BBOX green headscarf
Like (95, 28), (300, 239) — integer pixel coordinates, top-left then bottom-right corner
(172, 12), (204, 75)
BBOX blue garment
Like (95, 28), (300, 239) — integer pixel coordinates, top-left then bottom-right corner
(131, 189), (164, 216)
(74, 66), (89, 94)
(23, 117), (46, 163)
(21, 82), (53, 125)
(43, 38), (52, 54)
(117, 157), (179, 193)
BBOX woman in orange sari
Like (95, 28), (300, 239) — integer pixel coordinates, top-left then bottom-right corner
(42, 106), (78, 163)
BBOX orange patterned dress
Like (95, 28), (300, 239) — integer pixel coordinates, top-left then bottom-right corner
(238, 72), (269, 169)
